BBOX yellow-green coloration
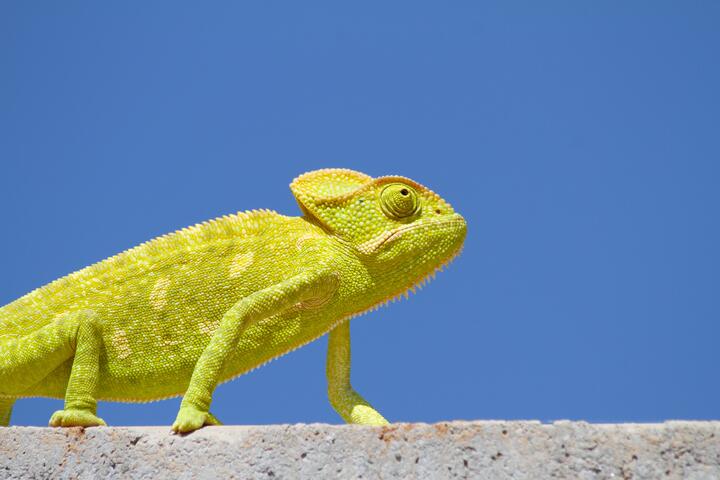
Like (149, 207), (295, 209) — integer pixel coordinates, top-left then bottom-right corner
(0, 169), (466, 432)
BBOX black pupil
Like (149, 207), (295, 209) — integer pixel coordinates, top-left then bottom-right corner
(400, 188), (409, 196)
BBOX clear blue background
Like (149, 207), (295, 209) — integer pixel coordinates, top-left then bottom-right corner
(1, 2), (718, 427)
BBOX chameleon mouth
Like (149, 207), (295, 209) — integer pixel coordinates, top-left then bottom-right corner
(357, 214), (466, 254)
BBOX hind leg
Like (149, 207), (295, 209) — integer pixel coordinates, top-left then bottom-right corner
(0, 310), (105, 427)
(49, 311), (105, 427)
(0, 397), (14, 426)
(0, 315), (79, 394)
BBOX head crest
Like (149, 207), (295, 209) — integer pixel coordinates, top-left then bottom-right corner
(290, 169), (373, 225)
(290, 168), (372, 202)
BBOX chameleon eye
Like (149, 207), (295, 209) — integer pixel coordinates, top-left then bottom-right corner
(380, 183), (421, 219)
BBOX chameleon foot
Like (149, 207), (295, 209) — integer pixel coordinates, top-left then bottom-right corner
(49, 409), (106, 427)
(171, 405), (221, 433)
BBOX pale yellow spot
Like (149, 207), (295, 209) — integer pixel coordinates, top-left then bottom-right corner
(229, 251), (255, 278)
(149, 277), (171, 310)
(199, 319), (219, 336)
(113, 330), (132, 360)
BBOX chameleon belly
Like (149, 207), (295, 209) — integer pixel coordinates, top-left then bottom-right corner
(20, 304), (348, 401)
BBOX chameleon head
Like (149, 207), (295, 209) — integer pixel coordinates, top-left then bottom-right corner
(290, 168), (467, 282)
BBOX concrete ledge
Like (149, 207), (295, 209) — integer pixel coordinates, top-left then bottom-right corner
(0, 421), (718, 479)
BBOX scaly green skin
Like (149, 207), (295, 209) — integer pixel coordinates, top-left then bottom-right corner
(0, 169), (466, 432)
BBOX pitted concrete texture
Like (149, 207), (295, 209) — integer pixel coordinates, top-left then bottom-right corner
(0, 421), (719, 479)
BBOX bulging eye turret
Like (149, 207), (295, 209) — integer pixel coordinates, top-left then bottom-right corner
(380, 183), (421, 219)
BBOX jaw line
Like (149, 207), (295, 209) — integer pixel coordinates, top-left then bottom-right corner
(357, 217), (466, 255)
(367, 241), (465, 309)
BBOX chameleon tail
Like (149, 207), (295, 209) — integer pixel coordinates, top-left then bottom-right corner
(0, 397), (14, 426)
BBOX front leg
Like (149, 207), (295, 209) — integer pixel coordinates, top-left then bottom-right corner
(172, 270), (337, 433)
(326, 321), (389, 425)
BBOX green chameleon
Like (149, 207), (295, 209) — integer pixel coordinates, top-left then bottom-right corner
(0, 168), (466, 433)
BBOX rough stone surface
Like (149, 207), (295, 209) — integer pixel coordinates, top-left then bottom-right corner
(0, 421), (718, 479)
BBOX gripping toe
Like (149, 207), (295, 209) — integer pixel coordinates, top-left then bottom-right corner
(171, 405), (219, 433)
(49, 409), (106, 428)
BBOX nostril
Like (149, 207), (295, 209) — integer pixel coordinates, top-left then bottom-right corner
(435, 209), (442, 214)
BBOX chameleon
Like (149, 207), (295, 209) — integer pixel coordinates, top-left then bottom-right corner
(0, 168), (466, 433)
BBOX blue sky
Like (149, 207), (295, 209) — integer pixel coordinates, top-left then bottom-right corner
(1, 2), (718, 426)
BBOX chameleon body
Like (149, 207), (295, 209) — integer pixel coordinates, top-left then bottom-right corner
(0, 169), (466, 432)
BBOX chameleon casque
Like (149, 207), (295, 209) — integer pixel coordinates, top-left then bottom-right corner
(0, 168), (466, 433)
